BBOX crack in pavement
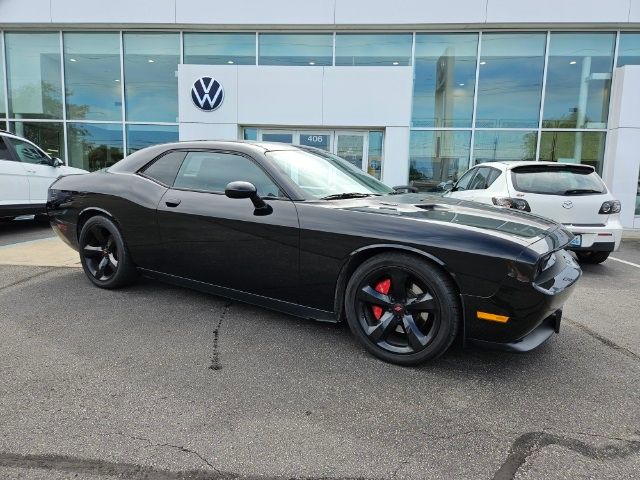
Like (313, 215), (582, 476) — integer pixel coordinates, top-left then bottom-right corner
(209, 302), (232, 371)
(492, 431), (640, 480)
(564, 316), (640, 362)
(120, 433), (219, 472)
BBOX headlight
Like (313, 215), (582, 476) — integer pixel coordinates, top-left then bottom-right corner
(599, 200), (621, 214)
(492, 197), (531, 212)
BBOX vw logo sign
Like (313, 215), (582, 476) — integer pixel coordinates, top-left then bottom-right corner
(191, 77), (224, 111)
(562, 200), (574, 209)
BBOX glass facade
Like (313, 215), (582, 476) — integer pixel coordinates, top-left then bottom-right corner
(542, 33), (615, 129)
(335, 34), (412, 66)
(126, 124), (178, 154)
(258, 34), (332, 66)
(123, 33), (180, 122)
(412, 33), (478, 128)
(184, 33), (256, 65)
(67, 122), (123, 171)
(5, 32), (63, 120)
(475, 33), (546, 128)
(64, 32), (122, 121)
(0, 28), (634, 192)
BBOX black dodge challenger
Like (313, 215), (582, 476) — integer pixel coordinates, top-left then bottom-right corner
(47, 141), (581, 365)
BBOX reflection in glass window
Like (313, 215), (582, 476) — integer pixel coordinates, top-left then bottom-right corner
(5, 33), (62, 119)
(124, 33), (180, 122)
(367, 131), (383, 179)
(543, 33), (615, 129)
(476, 33), (546, 128)
(126, 124), (178, 154)
(9, 121), (65, 159)
(335, 34), (412, 66)
(64, 32), (122, 121)
(243, 128), (258, 141)
(409, 130), (471, 191)
(262, 132), (293, 143)
(617, 33), (640, 66)
(412, 34), (478, 128)
(67, 122), (124, 171)
(258, 34), (332, 66)
(539, 131), (606, 174)
(184, 33), (256, 65)
(473, 130), (537, 163)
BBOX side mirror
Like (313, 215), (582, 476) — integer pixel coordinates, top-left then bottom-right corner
(52, 157), (64, 167)
(225, 181), (269, 211)
(442, 182), (454, 192)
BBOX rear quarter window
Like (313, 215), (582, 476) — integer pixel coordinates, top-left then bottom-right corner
(140, 150), (187, 186)
(511, 166), (606, 195)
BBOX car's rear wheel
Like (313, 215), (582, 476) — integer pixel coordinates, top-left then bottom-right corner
(575, 251), (610, 264)
(344, 253), (460, 366)
(79, 216), (137, 289)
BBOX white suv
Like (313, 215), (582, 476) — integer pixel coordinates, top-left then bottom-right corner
(445, 161), (623, 264)
(0, 131), (87, 220)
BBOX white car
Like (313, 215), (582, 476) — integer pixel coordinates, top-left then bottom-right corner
(444, 161), (622, 264)
(0, 131), (87, 220)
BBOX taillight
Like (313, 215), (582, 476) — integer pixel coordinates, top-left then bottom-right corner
(492, 197), (531, 212)
(598, 200), (621, 214)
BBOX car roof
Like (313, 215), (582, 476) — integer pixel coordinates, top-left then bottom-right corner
(473, 161), (594, 171)
(108, 140), (304, 174)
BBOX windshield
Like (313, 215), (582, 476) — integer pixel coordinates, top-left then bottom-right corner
(266, 148), (394, 199)
(511, 165), (606, 195)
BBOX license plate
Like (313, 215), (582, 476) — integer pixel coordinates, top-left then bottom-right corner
(569, 235), (582, 247)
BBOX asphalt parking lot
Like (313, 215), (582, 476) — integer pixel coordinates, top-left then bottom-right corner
(1, 218), (639, 479)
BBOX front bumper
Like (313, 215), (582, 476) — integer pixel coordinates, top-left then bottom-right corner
(462, 249), (580, 349)
(564, 220), (622, 252)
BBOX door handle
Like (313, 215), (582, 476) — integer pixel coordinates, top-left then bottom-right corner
(165, 197), (181, 207)
(26, 169), (37, 174)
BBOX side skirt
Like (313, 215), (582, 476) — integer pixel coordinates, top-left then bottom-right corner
(137, 268), (338, 323)
(0, 204), (46, 218)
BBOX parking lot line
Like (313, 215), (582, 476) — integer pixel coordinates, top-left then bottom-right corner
(609, 257), (640, 269)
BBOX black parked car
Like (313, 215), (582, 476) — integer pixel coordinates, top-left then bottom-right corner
(47, 141), (581, 365)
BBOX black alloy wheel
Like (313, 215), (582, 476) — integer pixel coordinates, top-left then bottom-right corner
(79, 216), (137, 289)
(83, 225), (119, 281)
(345, 253), (460, 365)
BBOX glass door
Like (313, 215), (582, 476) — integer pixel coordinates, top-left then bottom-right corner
(298, 132), (331, 151)
(335, 132), (366, 170)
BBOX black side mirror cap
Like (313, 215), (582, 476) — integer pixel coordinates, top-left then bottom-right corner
(225, 181), (269, 211)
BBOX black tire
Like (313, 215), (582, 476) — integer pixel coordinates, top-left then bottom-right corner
(344, 253), (460, 366)
(575, 251), (610, 264)
(78, 215), (138, 289)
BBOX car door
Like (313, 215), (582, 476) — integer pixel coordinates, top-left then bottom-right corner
(5, 137), (58, 205)
(0, 136), (30, 211)
(156, 149), (300, 303)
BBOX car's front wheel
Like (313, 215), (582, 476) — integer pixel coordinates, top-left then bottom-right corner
(344, 253), (460, 366)
(575, 251), (610, 264)
(79, 215), (137, 289)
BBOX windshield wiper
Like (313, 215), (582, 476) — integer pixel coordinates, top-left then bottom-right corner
(563, 189), (603, 195)
(320, 192), (379, 200)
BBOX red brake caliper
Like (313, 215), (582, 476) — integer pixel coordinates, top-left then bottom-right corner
(372, 278), (391, 321)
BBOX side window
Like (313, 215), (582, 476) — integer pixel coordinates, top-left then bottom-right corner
(468, 167), (491, 190)
(455, 168), (476, 191)
(173, 151), (281, 197)
(141, 151), (186, 186)
(7, 138), (50, 165)
(486, 168), (502, 188)
(0, 138), (13, 161)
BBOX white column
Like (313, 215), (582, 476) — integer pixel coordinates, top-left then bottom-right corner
(603, 66), (640, 229)
(382, 127), (410, 187)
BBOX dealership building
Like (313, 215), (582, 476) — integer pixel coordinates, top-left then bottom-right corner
(1, 0), (640, 229)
